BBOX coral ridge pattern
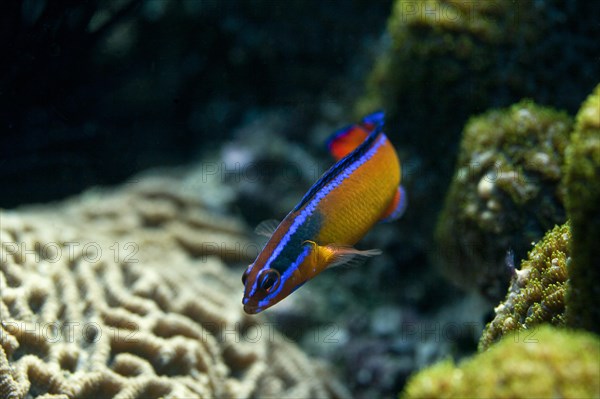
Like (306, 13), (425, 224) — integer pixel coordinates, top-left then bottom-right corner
(0, 172), (349, 399)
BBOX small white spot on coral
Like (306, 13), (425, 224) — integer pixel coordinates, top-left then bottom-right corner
(480, 210), (494, 222)
(471, 150), (494, 168)
(487, 199), (501, 211)
(477, 177), (494, 199)
(531, 152), (550, 166)
(465, 204), (478, 217)
(516, 269), (530, 286)
(456, 167), (469, 183)
(517, 108), (532, 119)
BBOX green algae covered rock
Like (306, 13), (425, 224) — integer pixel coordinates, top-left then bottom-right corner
(354, 0), (598, 267)
(358, 0), (512, 123)
(402, 326), (600, 399)
(358, 0), (598, 156)
(435, 100), (572, 300)
(479, 223), (570, 351)
(564, 84), (600, 334)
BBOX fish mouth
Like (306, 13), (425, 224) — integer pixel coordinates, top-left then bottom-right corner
(243, 303), (261, 314)
(242, 298), (261, 314)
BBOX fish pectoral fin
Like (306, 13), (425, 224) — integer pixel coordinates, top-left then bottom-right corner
(324, 244), (382, 269)
(380, 185), (407, 223)
(255, 219), (280, 237)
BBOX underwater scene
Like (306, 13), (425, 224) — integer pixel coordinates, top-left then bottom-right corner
(1, 1), (599, 398)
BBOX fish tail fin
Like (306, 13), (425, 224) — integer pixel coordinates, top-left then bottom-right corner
(380, 185), (407, 223)
(326, 111), (385, 160)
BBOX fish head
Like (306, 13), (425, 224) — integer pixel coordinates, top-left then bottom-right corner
(241, 243), (314, 314)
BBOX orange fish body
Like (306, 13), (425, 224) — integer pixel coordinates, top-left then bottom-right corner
(242, 112), (406, 314)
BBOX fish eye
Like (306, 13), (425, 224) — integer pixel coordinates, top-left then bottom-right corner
(258, 269), (280, 293)
(242, 267), (251, 285)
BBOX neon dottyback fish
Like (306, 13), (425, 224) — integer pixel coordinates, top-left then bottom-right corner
(241, 111), (406, 314)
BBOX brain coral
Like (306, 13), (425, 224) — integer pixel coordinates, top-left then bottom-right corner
(435, 100), (572, 300)
(0, 170), (349, 398)
(401, 325), (600, 399)
(478, 223), (570, 351)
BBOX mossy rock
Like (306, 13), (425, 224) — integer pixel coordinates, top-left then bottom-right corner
(564, 83), (600, 333)
(479, 223), (570, 351)
(358, 0), (599, 156)
(402, 326), (600, 399)
(435, 100), (572, 300)
(356, 1), (598, 248)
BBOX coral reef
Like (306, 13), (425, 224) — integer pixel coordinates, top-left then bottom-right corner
(0, 169), (349, 398)
(564, 84), (600, 334)
(435, 100), (572, 300)
(358, 0), (512, 127)
(479, 85), (600, 348)
(330, 294), (485, 398)
(358, 0), (598, 155)
(478, 223), (570, 351)
(402, 326), (600, 399)
(354, 0), (599, 261)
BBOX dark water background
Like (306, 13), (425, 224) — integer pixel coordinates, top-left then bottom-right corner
(1, 0), (391, 208)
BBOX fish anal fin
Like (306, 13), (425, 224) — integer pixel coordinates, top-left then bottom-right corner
(255, 219), (280, 237)
(324, 244), (382, 269)
(380, 185), (407, 223)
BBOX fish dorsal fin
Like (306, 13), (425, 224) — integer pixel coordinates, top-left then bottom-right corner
(326, 125), (370, 161)
(361, 110), (385, 126)
(255, 219), (280, 237)
(380, 185), (407, 223)
(326, 111), (385, 161)
(325, 244), (382, 269)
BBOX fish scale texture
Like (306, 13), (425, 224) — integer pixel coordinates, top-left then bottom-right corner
(0, 169), (349, 399)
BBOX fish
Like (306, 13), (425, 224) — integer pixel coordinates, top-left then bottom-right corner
(242, 111), (406, 314)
